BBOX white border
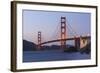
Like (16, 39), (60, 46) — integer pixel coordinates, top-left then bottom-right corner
(17, 3), (96, 69)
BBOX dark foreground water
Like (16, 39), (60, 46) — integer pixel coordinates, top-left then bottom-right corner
(23, 50), (91, 62)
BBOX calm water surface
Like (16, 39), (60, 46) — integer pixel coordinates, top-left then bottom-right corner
(23, 50), (90, 62)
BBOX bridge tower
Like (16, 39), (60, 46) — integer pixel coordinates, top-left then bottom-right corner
(37, 31), (41, 50)
(61, 17), (67, 49)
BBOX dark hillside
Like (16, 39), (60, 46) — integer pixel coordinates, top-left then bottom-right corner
(23, 40), (37, 51)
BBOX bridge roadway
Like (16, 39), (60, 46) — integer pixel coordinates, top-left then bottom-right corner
(39, 36), (90, 45)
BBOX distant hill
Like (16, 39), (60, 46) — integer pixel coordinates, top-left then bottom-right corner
(41, 44), (76, 51)
(64, 45), (78, 52)
(41, 45), (61, 50)
(23, 40), (37, 51)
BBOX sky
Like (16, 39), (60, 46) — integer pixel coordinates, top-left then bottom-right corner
(23, 10), (91, 45)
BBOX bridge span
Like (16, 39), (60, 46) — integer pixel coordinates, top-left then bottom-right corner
(39, 36), (90, 45)
(37, 17), (91, 50)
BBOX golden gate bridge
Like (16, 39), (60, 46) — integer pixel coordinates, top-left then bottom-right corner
(36, 17), (90, 51)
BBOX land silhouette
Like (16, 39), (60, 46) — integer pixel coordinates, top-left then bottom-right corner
(23, 40), (90, 54)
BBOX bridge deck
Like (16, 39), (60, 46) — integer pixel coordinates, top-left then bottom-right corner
(40, 36), (90, 45)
